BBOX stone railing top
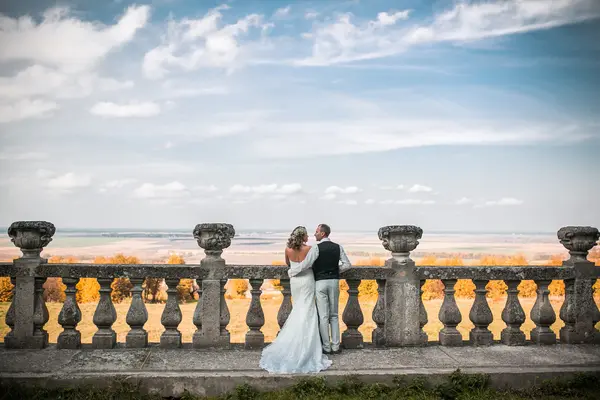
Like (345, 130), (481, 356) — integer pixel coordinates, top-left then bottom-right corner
(415, 265), (576, 281)
(0, 263), (394, 280)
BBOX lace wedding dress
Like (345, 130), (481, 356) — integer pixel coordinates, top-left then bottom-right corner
(259, 262), (332, 373)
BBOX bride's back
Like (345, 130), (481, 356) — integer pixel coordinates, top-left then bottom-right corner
(286, 245), (311, 263)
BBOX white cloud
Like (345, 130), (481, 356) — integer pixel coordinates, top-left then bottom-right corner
(321, 193), (337, 201)
(338, 199), (358, 206)
(90, 101), (161, 118)
(45, 172), (92, 191)
(0, 99), (58, 123)
(194, 185), (219, 192)
(143, 5), (269, 79)
(133, 181), (189, 199)
(36, 169), (54, 179)
(274, 6), (291, 19)
(408, 184), (432, 193)
(229, 183), (303, 196)
(324, 186), (361, 194)
(485, 197), (523, 206)
(365, 199), (376, 205)
(99, 179), (136, 193)
(0, 5), (150, 73)
(298, 0), (600, 65)
(305, 11), (319, 20)
(455, 197), (472, 205)
(396, 199), (435, 205)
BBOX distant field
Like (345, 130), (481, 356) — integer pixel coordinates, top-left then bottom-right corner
(2, 296), (598, 344)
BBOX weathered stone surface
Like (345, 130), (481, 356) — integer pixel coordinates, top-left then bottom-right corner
(196, 280), (220, 347)
(126, 278), (148, 348)
(530, 280), (556, 345)
(277, 279), (292, 331)
(2, 263), (394, 281)
(418, 279), (428, 345)
(193, 223), (235, 260)
(342, 279), (364, 349)
(245, 279), (265, 349)
(1, 346), (599, 398)
(192, 282), (203, 347)
(557, 226), (599, 263)
(160, 279), (182, 348)
(417, 266), (573, 281)
(438, 279), (462, 346)
(384, 258), (422, 347)
(7, 221), (55, 259)
(469, 280), (493, 346)
(560, 279), (579, 343)
(371, 279), (386, 347)
(92, 278), (117, 349)
(30, 277), (49, 348)
(57, 278), (81, 349)
(219, 279), (231, 347)
(378, 225), (422, 263)
(500, 280), (526, 346)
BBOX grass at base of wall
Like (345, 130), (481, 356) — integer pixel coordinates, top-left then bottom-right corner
(1, 370), (599, 400)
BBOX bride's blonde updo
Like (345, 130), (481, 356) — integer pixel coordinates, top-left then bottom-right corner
(286, 226), (308, 250)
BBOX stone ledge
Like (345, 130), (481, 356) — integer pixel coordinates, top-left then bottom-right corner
(1, 345), (599, 397)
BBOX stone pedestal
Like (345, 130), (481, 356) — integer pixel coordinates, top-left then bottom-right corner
(379, 225), (424, 347)
(6, 221), (55, 349)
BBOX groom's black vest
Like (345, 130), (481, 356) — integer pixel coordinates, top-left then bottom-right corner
(312, 241), (341, 281)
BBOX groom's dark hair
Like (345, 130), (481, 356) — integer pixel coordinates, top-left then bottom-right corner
(318, 224), (331, 237)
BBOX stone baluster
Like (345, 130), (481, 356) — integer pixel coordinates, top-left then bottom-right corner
(558, 226), (600, 343)
(378, 225), (424, 347)
(220, 279), (231, 346)
(57, 277), (82, 349)
(469, 280), (493, 345)
(371, 279), (386, 347)
(245, 278), (265, 349)
(6, 221), (55, 349)
(4, 277), (16, 346)
(161, 278), (183, 348)
(92, 278), (117, 348)
(192, 280), (203, 347)
(193, 223), (235, 347)
(559, 279), (578, 343)
(32, 277), (49, 348)
(342, 279), (364, 349)
(501, 280), (526, 345)
(277, 279), (292, 333)
(439, 279), (462, 346)
(418, 279), (428, 345)
(126, 278), (148, 348)
(530, 279), (556, 345)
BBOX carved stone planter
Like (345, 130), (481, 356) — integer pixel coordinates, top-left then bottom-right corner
(378, 225), (423, 262)
(557, 226), (599, 263)
(193, 223), (235, 262)
(8, 221), (56, 259)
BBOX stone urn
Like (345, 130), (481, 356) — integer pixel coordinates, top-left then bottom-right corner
(8, 221), (56, 259)
(377, 225), (423, 263)
(193, 223), (235, 261)
(557, 226), (599, 263)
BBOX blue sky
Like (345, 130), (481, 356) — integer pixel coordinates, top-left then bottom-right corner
(0, 0), (599, 232)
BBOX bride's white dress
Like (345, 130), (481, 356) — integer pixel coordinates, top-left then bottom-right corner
(259, 262), (332, 373)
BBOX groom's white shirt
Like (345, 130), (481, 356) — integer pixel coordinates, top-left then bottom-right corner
(288, 237), (352, 277)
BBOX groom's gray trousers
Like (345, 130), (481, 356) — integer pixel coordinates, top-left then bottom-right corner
(315, 279), (340, 352)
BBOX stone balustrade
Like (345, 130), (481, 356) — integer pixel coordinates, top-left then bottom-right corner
(1, 221), (599, 351)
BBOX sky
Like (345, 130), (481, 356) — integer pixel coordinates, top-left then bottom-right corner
(0, 0), (599, 233)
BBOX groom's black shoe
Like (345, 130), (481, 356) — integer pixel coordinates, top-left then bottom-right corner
(323, 350), (332, 355)
(332, 348), (342, 355)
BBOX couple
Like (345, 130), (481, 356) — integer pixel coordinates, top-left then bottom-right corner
(259, 224), (351, 374)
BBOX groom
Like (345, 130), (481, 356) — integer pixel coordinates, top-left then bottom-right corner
(288, 223), (351, 354)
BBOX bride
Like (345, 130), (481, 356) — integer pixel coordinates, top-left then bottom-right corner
(259, 226), (332, 374)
